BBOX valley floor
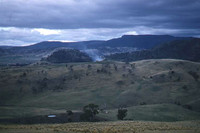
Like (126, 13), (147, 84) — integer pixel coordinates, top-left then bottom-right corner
(0, 120), (200, 133)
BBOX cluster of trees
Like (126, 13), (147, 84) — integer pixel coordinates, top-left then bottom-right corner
(96, 64), (112, 75)
(67, 103), (128, 122)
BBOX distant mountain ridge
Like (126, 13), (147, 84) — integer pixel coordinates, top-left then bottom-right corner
(0, 35), (193, 51)
(88, 35), (193, 49)
(0, 35), (196, 64)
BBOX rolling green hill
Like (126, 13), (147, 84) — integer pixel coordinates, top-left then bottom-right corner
(0, 59), (200, 121)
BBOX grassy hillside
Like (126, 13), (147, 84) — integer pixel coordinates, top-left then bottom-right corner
(0, 59), (200, 120)
(98, 104), (200, 121)
(0, 120), (199, 133)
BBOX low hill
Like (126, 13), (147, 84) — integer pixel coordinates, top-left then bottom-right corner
(106, 38), (200, 62)
(44, 49), (92, 63)
(0, 59), (200, 121)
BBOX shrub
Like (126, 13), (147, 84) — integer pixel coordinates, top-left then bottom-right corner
(67, 110), (73, 115)
(87, 65), (92, 69)
(140, 102), (146, 105)
(182, 105), (192, 110)
(66, 110), (73, 122)
(113, 64), (118, 71)
(116, 80), (125, 86)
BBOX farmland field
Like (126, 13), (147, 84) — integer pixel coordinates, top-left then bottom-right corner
(0, 121), (200, 133)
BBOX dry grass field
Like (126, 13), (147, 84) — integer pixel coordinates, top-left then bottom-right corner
(0, 121), (200, 133)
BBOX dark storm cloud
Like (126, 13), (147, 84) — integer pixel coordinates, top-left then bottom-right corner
(0, 0), (200, 30)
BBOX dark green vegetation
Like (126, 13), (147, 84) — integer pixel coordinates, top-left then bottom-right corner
(117, 108), (128, 120)
(44, 49), (92, 63)
(80, 104), (99, 121)
(106, 38), (200, 62)
(0, 59), (200, 122)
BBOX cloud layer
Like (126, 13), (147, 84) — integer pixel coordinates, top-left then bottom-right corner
(0, 0), (200, 46)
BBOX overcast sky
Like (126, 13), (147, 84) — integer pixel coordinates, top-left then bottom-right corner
(0, 0), (200, 46)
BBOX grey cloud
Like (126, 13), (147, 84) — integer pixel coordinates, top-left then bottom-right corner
(0, 0), (200, 46)
(0, 27), (130, 46)
(0, 0), (200, 30)
(1, 26), (200, 46)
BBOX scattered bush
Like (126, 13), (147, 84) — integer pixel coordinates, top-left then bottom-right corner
(20, 72), (27, 77)
(113, 64), (118, 71)
(174, 101), (181, 106)
(182, 85), (188, 91)
(96, 68), (110, 74)
(140, 102), (147, 105)
(116, 80), (125, 86)
(66, 110), (73, 122)
(188, 71), (199, 81)
(131, 63), (135, 69)
(169, 71), (175, 74)
(182, 104), (192, 110)
(67, 110), (73, 116)
(87, 65), (92, 69)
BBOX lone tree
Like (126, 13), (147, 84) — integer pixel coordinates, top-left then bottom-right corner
(81, 103), (99, 121)
(66, 110), (73, 122)
(117, 108), (128, 120)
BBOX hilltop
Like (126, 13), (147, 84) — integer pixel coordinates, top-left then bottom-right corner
(44, 49), (92, 63)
